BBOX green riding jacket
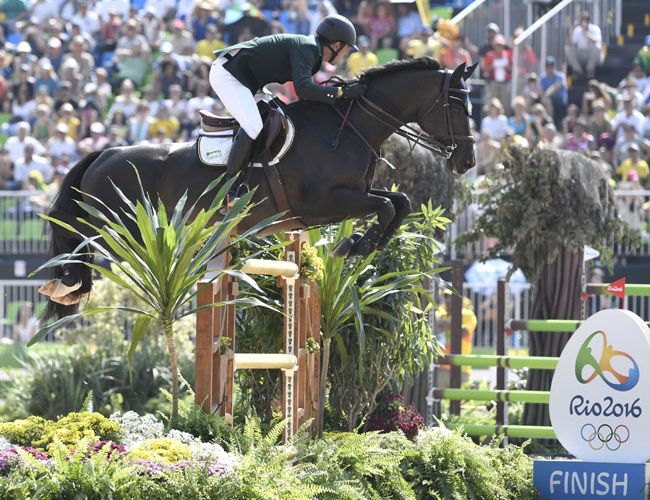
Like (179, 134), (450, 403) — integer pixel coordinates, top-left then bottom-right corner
(214, 34), (340, 103)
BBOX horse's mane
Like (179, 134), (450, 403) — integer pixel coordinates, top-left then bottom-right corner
(357, 57), (441, 83)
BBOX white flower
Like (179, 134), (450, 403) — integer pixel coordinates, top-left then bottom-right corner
(0, 437), (13, 451)
(110, 411), (164, 449)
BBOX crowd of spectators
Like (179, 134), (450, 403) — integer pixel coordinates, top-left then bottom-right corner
(0, 0), (648, 196)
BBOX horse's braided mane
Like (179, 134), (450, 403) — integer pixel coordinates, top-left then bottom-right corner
(357, 57), (441, 83)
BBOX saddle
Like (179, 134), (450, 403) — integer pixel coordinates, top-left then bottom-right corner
(199, 100), (288, 160)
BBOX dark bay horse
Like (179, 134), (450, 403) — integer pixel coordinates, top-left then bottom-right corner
(43, 58), (476, 319)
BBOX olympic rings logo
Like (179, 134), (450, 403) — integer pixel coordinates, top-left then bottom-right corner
(580, 423), (629, 451)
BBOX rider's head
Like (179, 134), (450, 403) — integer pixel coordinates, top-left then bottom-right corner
(316, 14), (358, 65)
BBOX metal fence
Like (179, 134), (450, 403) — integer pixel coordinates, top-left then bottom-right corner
(511, 0), (621, 102)
(0, 279), (48, 341)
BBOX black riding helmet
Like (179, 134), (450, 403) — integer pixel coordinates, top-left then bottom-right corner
(316, 14), (358, 63)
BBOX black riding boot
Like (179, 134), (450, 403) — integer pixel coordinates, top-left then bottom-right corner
(224, 129), (255, 206)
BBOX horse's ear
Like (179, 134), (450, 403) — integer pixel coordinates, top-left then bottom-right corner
(450, 63), (466, 85)
(464, 62), (478, 80)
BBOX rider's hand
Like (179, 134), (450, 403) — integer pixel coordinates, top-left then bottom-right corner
(340, 83), (367, 99)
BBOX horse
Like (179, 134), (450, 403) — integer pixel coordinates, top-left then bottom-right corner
(41, 58), (477, 320)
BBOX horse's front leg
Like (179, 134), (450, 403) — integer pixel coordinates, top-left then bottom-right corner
(369, 189), (412, 250)
(326, 188), (395, 258)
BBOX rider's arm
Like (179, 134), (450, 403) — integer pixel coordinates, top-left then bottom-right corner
(290, 46), (341, 103)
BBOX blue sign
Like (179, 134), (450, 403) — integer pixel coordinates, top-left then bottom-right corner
(534, 460), (649, 499)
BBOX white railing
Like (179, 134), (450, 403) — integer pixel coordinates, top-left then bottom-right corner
(511, 0), (622, 102)
(450, 189), (650, 259)
(0, 191), (51, 255)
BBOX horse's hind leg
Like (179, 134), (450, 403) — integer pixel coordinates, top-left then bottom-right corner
(370, 190), (412, 250)
(326, 188), (395, 257)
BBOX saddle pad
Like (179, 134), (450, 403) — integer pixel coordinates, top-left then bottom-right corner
(197, 131), (235, 166)
(198, 117), (296, 168)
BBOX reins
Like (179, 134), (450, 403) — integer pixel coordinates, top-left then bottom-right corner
(329, 71), (475, 166)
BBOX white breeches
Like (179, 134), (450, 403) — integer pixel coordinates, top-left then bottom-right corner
(209, 57), (264, 139)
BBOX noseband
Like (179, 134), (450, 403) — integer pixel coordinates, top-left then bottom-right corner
(331, 71), (474, 162)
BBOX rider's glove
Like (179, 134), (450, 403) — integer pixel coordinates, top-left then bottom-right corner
(339, 83), (367, 99)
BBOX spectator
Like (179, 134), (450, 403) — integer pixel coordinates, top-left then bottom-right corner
(563, 118), (594, 153)
(128, 103), (153, 144)
(148, 103), (179, 140)
(5, 122), (46, 163)
(480, 98), (509, 141)
(114, 40), (151, 87)
(364, 1), (395, 50)
(0, 152), (19, 190)
(523, 72), (543, 108)
(187, 80), (214, 123)
(94, 68), (112, 110)
(13, 41), (37, 76)
(588, 99), (613, 148)
(612, 95), (646, 139)
(395, 3), (423, 39)
(346, 35), (378, 77)
(99, 9), (123, 55)
(634, 34), (650, 77)
(117, 19), (150, 53)
(33, 61), (59, 97)
(44, 37), (64, 73)
(529, 102), (553, 144)
(613, 124), (644, 166)
(14, 143), (53, 188)
(169, 19), (195, 57)
(482, 34), (512, 115)
(617, 78), (644, 110)
(540, 56), (568, 127)
(478, 22), (500, 61)
(582, 79), (612, 115)
(61, 36), (95, 84)
(508, 96), (531, 140)
(53, 81), (79, 112)
(311, 0), (337, 38)
(440, 35), (472, 71)
(48, 123), (78, 162)
(617, 143), (649, 182)
(566, 11), (603, 79)
(106, 125), (128, 148)
(71, 0), (101, 38)
(539, 122), (564, 149)
(109, 79), (140, 120)
(11, 84), (37, 122)
(32, 104), (52, 143)
(191, 2), (219, 42)
(195, 24), (225, 59)
(57, 102), (80, 140)
(562, 104), (580, 135)
(78, 122), (109, 155)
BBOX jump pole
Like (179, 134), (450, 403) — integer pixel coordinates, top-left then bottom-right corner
(195, 232), (321, 442)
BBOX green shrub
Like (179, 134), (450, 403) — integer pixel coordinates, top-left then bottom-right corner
(296, 431), (416, 500)
(401, 427), (536, 499)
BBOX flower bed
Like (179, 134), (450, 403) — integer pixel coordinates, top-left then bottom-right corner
(0, 411), (536, 499)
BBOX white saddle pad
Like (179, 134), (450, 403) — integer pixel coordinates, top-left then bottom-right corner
(197, 117), (296, 167)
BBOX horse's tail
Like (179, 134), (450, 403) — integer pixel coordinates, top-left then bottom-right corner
(42, 150), (103, 321)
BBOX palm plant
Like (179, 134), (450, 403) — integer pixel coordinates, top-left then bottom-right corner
(309, 219), (436, 431)
(30, 168), (276, 425)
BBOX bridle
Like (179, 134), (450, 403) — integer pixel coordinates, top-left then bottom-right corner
(331, 70), (475, 162)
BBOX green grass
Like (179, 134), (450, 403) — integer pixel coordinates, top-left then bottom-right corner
(0, 343), (65, 369)
(0, 219), (47, 241)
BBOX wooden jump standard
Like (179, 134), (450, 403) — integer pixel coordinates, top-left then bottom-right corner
(195, 232), (321, 442)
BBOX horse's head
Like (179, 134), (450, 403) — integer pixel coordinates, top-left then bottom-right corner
(416, 62), (477, 174)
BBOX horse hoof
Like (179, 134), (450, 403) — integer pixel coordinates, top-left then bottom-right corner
(331, 237), (355, 258)
(38, 279), (81, 298)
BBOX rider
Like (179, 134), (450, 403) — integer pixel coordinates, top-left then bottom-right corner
(209, 14), (367, 204)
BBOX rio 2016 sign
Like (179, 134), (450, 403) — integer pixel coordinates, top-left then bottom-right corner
(549, 309), (650, 464)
